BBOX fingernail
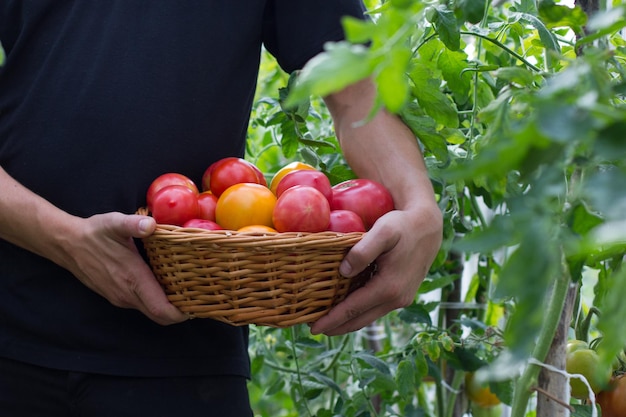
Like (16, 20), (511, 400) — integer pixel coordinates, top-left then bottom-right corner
(340, 260), (352, 277)
(139, 218), (152, 233)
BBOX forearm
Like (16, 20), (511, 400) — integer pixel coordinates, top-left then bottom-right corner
(323, 78), (438, 215)
(0, 166), (79, 268)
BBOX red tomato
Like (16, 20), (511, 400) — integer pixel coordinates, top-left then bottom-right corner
(197, 191), (218, 222)
(269, 161), (316, 195)
(182, 218), (224, 230)
(327, 210), (366, 233)
(215, 183), (276, 230)
(146, 173), (198, 211)
(202, 157), (266, 197)
(598, 374), (626, 417)
(275, 169), (333, 203)
(151, 185), (199, 226)
(330, 179), (394, 230)
(273, 186), (330, 233)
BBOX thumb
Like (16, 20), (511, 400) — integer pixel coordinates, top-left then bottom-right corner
(128, 215), (156, 238)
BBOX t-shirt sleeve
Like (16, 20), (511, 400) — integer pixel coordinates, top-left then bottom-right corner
(262, 0), (367, 74)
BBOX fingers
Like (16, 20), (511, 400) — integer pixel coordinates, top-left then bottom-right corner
(311, 210), (437, 336)
(76, 212), (187, 325)
(311, 221), (402, 335)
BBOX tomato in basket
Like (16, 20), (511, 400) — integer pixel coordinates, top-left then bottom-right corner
(151, 185), (199, 226)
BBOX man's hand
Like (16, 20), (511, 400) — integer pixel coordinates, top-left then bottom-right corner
(65, 212), (188, 325)
(0, 167), (187, 325)
(310, 204), (442, 336)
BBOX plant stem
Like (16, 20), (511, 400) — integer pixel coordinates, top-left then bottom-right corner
(289, 327), (314, 417)
(444, 370), (465, 417)
(509, 265), (572, 417)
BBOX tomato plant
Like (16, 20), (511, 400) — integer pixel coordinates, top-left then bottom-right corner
(330, 179), (394, 230)
(215, 183), (276, 230)
(151, 185), (199, 226)
(203, 157), (266, 197)
(146, 172), (198, 211)
(327, 209), (366, 233)
(598, 374), (626, 417)
(272, 185), (330, 233)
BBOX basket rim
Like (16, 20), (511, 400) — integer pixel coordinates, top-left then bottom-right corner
(137, 207), (365, 249)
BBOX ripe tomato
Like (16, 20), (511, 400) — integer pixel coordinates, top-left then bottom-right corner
(146, 173), (198, 211)
(566, 347), (611, 399)
(598, 374), (626, 417)
(202, 157), (266, 197)
(273, 185), (330, 233)
(151, 185), (199, 226)
(269, 161), (316, 195)
(330, 179), (394, 230)
(275, 169), (333, 203)
(182, 218), (223, 231)
(327, 210), (366, 233)
(465, 372), (501, 408)
(237, 225), (278, 233)
(197, 191), (218, 222)
(215, 183), (276, 230)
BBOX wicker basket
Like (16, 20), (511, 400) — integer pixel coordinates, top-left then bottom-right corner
(138, 210), (369, 327)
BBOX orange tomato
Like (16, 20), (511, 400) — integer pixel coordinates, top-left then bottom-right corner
(269, 161), (316, 195)
(465, 372), (501, 408)
(237, 225), (278, 233)
(215, 183), (276, 230)
(598, 374), (626, 417)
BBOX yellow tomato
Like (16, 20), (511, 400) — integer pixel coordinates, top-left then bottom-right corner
(269, 161), (316, 195)
(237, 225), (278, 233)
(465, 373), (501, 408)
(215, 183), (276, 230)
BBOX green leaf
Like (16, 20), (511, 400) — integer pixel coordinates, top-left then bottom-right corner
(567, 203), (604, 236)
(438, 47), (471, 101)
(414, 349), (429, 377)
(596, 267), (626, 372)
(417, 274), (460, 294)
(514, 12), (561, 52)
(442, 346), (487, 372)
(426, 5), (461, 51)
(538, 0), (587, 33)
(376, 46), (412, 112)
(410, 64), (459, 127)
(396, 359), (417, 400)
(309, 371), (344, 396)
(497, 223), (559, 356)
(398, 303), (433, 326)
(342, 15), (375, 44)
(265, 377), (286, 396)
(571, 403), (599, 417)
(354, 351), (391, 375)
(287, 42), (373, 105)
(399, 110), (450, 164)
(494, 66), (537, 87)
(457, 0), (487, 24)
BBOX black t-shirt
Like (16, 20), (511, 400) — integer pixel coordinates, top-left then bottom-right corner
(0, 0), (365, 377)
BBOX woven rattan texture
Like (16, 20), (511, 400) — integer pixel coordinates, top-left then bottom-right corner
(141, 224), (366, 327)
